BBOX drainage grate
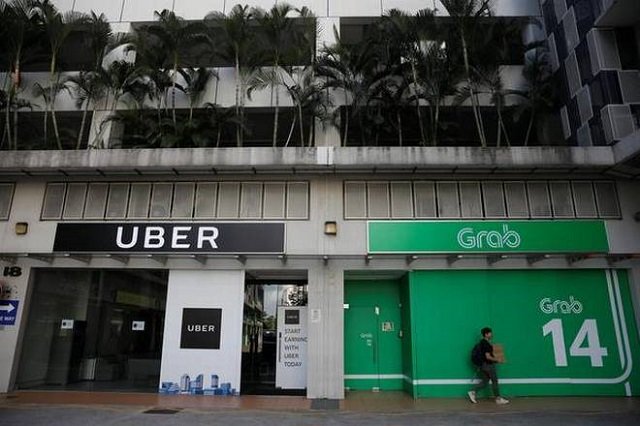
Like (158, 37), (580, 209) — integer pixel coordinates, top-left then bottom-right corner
(143, 408), (182, 415)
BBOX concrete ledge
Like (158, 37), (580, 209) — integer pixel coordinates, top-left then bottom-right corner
(0, 147), (617, 175)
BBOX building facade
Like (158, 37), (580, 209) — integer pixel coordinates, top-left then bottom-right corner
(1, 0), (640, 404)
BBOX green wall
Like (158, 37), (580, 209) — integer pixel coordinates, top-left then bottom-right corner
(407, 269), (640, 397)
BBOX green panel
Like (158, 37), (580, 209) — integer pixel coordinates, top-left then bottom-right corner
(344, 280), (404, 391)
(400, 274), (416, 397)
(368, 220), (609, 254)
(408, 269), (640, 397)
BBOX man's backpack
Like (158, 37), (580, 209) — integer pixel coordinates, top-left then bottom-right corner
(471, 342), (484, 367)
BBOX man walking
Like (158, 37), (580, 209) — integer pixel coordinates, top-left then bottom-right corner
(468, 327), (509, 405)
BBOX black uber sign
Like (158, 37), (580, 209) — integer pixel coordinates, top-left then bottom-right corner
(180, 308), (222, 349)
(53, 222), (285, 253)
(284, 309), (300, 325)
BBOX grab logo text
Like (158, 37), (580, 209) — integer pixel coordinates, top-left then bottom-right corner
(456, 224), (521, 249)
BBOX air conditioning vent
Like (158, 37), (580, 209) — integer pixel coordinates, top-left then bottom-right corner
(576, 86), (593, 124)
(619, 70), (640, 104)
(562, 7), (579, 52)
(565, 52), (581, 98)
(601, 104), (636, 143)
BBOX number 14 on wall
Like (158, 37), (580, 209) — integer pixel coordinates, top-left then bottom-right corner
(543, 319), (608, 367)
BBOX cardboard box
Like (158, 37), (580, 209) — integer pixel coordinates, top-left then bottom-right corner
(493, 343), (506, 363)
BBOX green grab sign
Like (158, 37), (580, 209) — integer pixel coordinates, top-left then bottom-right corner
(406, 269), (640, 397)
(367, 220), (609, 254)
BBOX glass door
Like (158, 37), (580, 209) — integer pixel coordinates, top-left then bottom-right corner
(241, 282), (307, 395)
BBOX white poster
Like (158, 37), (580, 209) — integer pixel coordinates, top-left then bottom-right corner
(275, 306), (308, 389)
(159, 270), (244, 396)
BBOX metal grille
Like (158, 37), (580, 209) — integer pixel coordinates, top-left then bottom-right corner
(549, 181), (575, 217)
(459, 182), (483, 218)
(576, 123), (593, 147)
(62, 183), (87, 219)
(561, 106), (571, 139)
(594, 181), (621, 218)
(149, 183), (173, 219)
(576, 86), (593, 125)
(619, 70), (640, 104)
(482, 182), (506, 218)
(42, 183), (66, 219)
(368, 182), (390, 219)
(504, 182), (529, 218)
(84, 183), (108, 219)
(105, 183), (130, 219)
(563, 7), (579, 51)
(565, 52), (581, 98)
(0, 183), (15, 220)
(413, 182), (437, 218)
(602, 105), (635, 143)
(390, 182), (413, 219)
(172, 183), (195, 218)
(239, 183), (263, 219)
(286, 182), (309, 219)
(217, 182), (240, 218)
(127, 183), (151, 219)
(572, 182), (597, 218)
(344, 182), (367, 219)
(437, 182), (460, 218)
(263, 182), (286, 219)
(194, 183), (217, 218)
(527, 182), (552, 218)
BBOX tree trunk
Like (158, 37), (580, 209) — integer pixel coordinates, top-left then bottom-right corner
(272, 60), (280, 147)
(297, 103), (304, 147)
(49, 55), (63, 150)
(76, 100), (89, 149)
(285, 112), (296, 147)
(524, 110), (535, 146)
(342, 90), (349, 146)
(460, 27), (486, 147)
(235, 52), (241, 147)
(172, 55), (178, 130)
(433, 101), (440, 146)
(4, 92), (12, 150)
(397, 110), (403, 146)
(411, 63), (427, 146)
(308, 117), (313, 147)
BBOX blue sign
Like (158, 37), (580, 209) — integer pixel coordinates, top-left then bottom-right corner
(0, 300), (19, 326)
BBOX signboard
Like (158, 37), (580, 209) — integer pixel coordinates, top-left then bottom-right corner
(407, 269), (640, 397)
(0, 300), (18, 326)
(180, 308), (222, 349)
(276, 306), (308, 389)
(368, 220), (609, 254)
(159, 270), (243, 396)
(53, 223), (285, 253)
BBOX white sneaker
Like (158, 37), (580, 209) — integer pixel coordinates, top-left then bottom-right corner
(495, 396), (510, 405)
(467, 391), (477, 404)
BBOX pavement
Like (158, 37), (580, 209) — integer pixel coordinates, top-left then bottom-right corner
(1, 392), (639, 425)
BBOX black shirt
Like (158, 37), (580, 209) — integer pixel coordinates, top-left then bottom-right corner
(479, 339), (494, 364)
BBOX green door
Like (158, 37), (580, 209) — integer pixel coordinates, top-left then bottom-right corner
(344, 280), (403, 391)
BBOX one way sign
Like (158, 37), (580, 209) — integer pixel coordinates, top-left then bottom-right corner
(0, 300), (19, 326)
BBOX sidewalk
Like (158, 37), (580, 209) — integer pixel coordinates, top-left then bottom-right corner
(1, 391), (639, 425)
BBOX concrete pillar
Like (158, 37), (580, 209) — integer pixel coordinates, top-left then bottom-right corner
(306, 263), (344, 401)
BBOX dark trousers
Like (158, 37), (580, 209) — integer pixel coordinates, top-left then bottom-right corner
(472, 363), (500, 397)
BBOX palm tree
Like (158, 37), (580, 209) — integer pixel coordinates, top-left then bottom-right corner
(316, 27), (383, 146)
(178, 67), (216, 123)
(143, 9), (205, 128)
(252, 3), (297, 147)
(86, 11), (113, 72)
(33, 0), (87, 149)
(441, 0), (493, 147)
(1, 0), (40, 150)
(205, 4), (258, 147)
(511, 42), (555, 146)
(65, 71), (106, 149)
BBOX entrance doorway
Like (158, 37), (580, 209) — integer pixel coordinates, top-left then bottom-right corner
(241, 274), (308, 395)
(16, 269), (167, 392)
(344, 278), (404, 391)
